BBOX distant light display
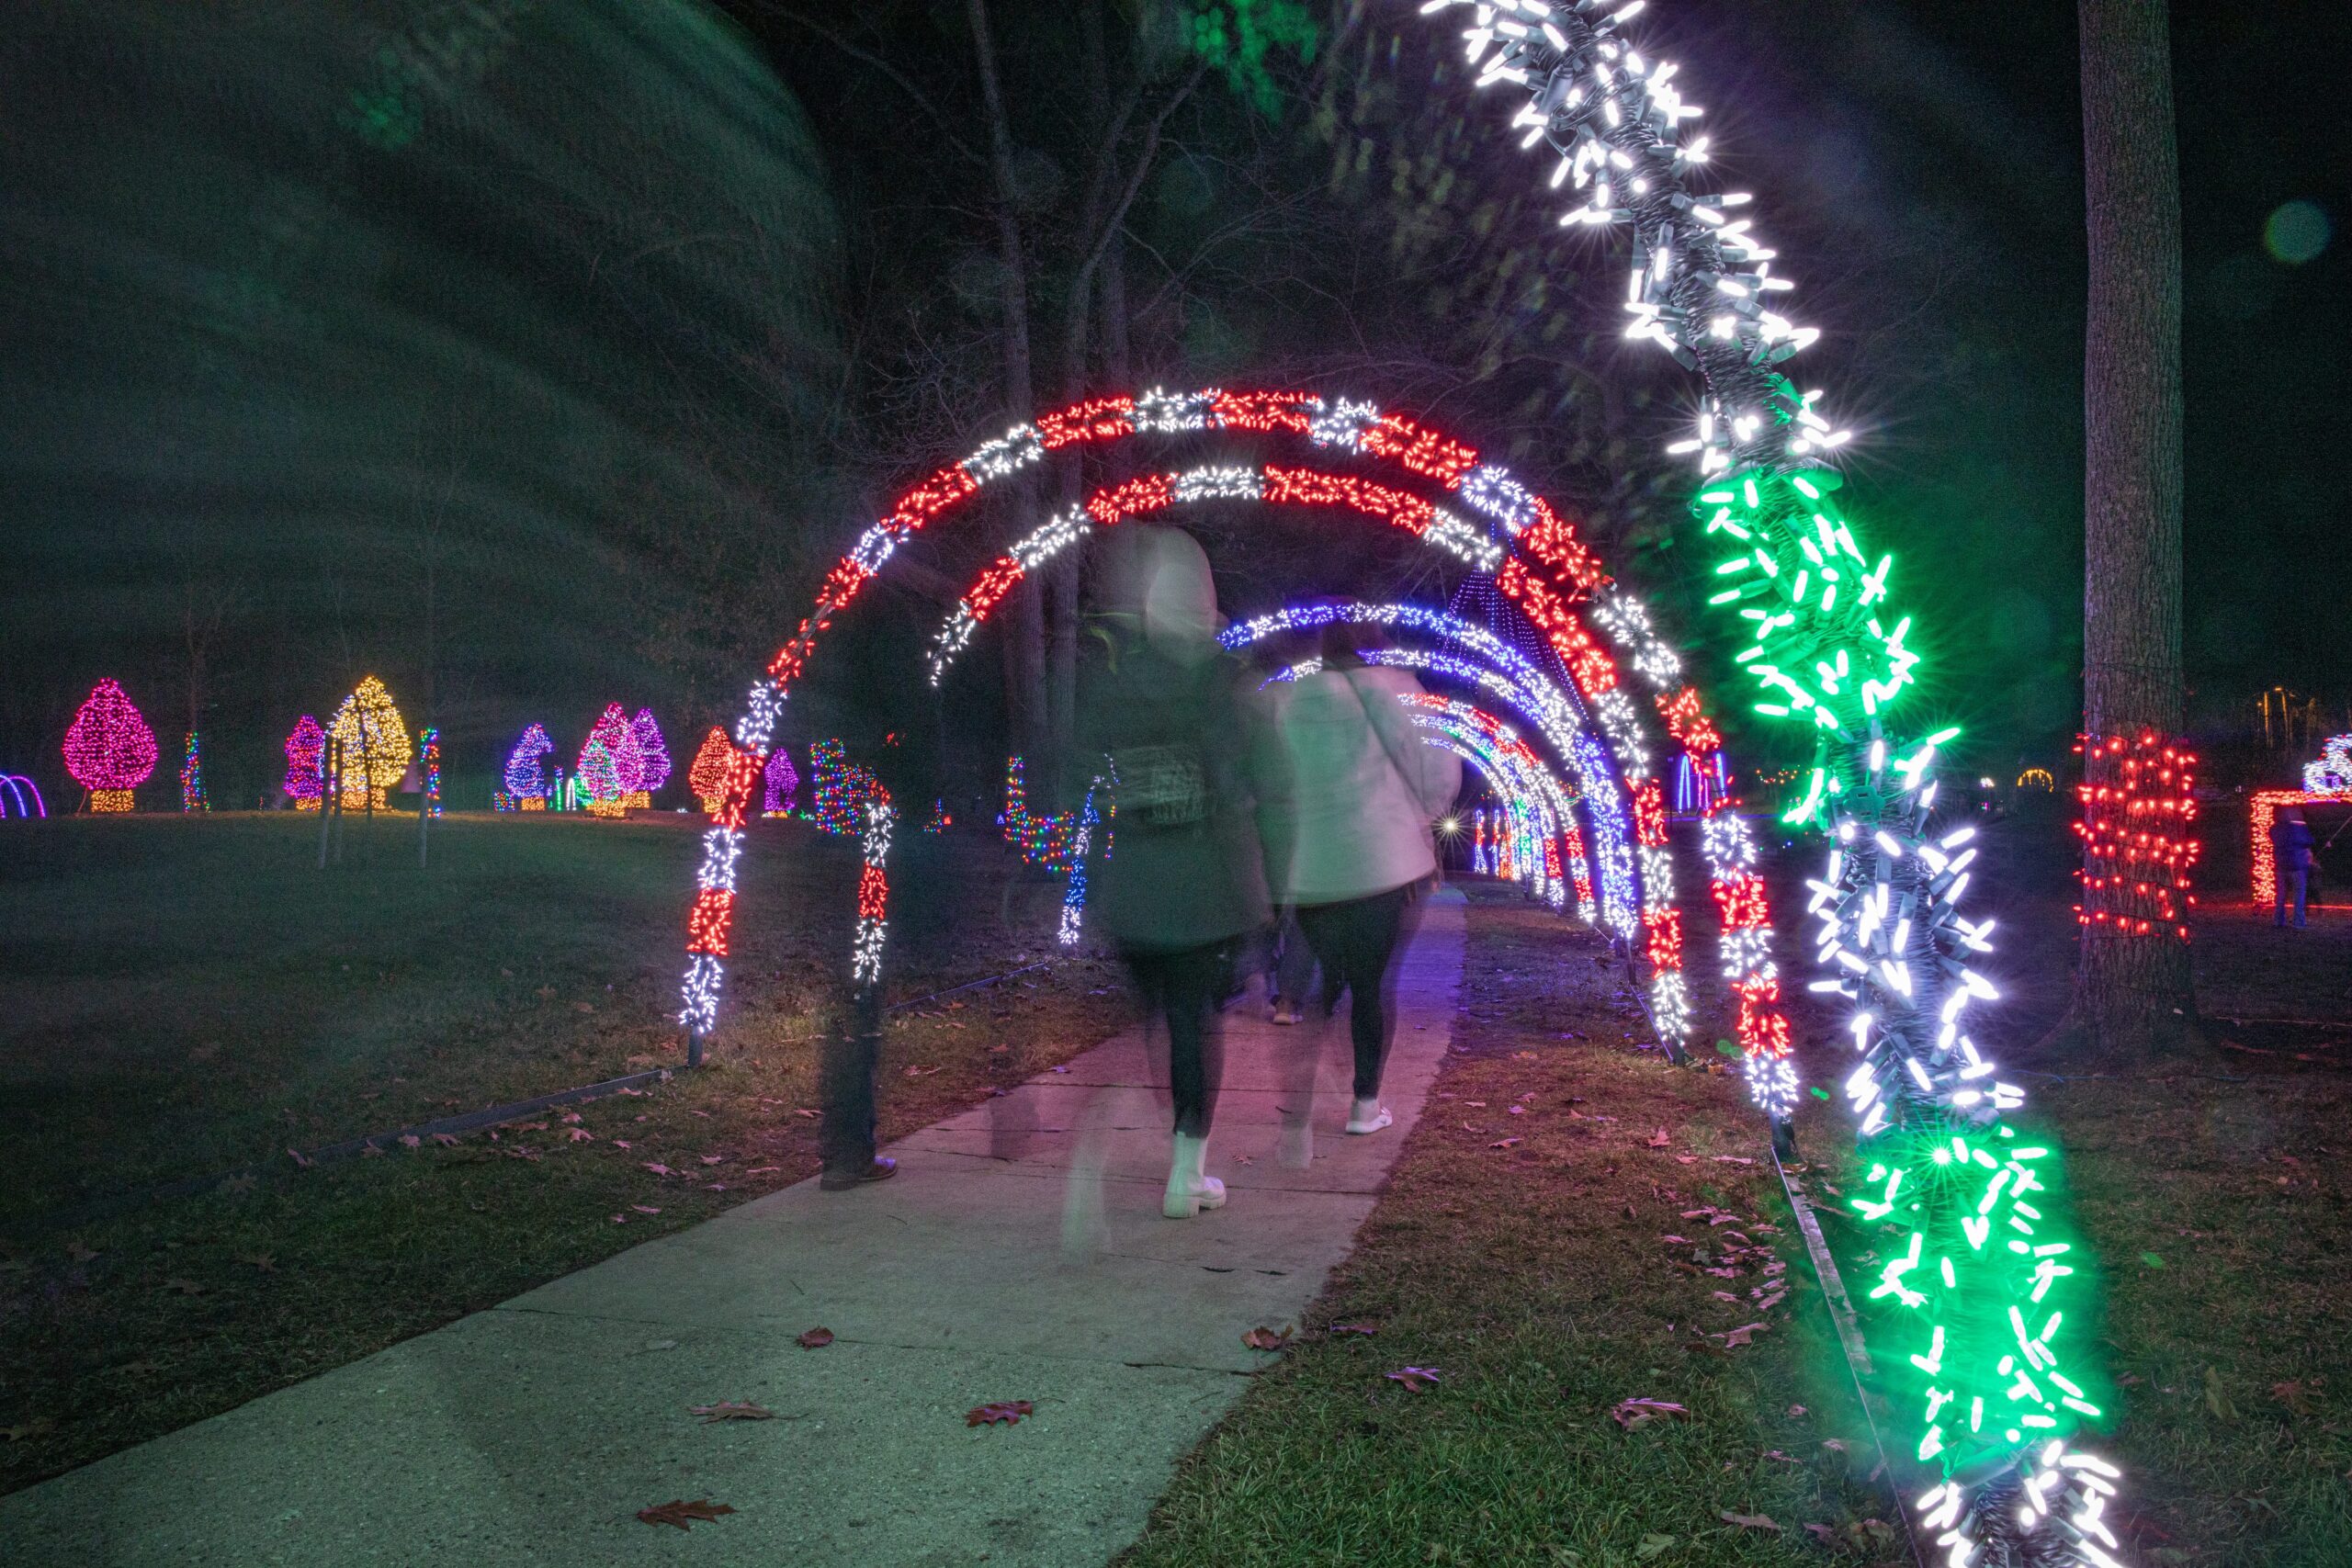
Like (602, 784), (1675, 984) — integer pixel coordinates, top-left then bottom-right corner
(418, 728), (442, 818)
(284, 716), (327, 810)
(179, 731), (208, 813)
(0, 774), (44, 818)
(2248, 734), (2350, 905)
(628, 708), (672, 807)
(2071, 730), (2200, 940)
(762, 746), (799, 817)
(578, 738), (625, 818)
(62, 679), (158, 812)
(584, 705), (648, 811)
(327, 677), (411, 810)
(685, 727), (737, 818)
(502, 724), (553, 810)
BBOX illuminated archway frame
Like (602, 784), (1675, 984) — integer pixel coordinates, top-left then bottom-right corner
(1405, 695), (1579, 908)
(690, 389), (1800, 1097)
(1418, 2), (2127, 1560)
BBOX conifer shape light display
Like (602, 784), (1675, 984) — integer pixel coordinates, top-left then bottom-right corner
(326, 676), (411, 810)
(180, 732), (208, 812)
(62, 679), (158, 812)
(502, 724), (553, 810)
(284, 716), (327, 810)
(687, 727), (735, 817)
(582, 705), (647, 812)
(626, 708), (671, 808)
(578, 738), (626, 818)
(763, 746), (799, 817)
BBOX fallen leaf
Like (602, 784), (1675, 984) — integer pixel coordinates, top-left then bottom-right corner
(1804, 1523), (1838, 1544)
(1676, 1156), (1695, 1165)
(2141, 1252), (2165, 1269)
(643, 1162), (673, 1177)
(287, 1146), (312, 1169)
(1711, 1291), (1739, 1303)
(1329, 1322), (1380, 1336)
(2272, 1381), (2314, 1416)
(1634, 1532), (1676, 1560)
(1645, 1129), (1671, 1148)
(1242, 1325), (1295, 1352)
(637, 1498), (735, 1531)
(746, 1167), (780, 1176)
(1385, 1367), (1442, 1393)
(1, 1419), (56, 1442)
(2205, 1366), (2238, 1422)
(359, 1141), (384, 1158)
(1611, 1397), (1689, 1430)
(1821, 1438), (1849, 1455)
(966, 1400), (1034, 1427)
(561, 1111), (583, 1124)
(535, 986), (556, 999)
(794, 1109), (820, 1118)
(1721, 1511), (1780, 1532)
(1721, 1323), (1768, 1348)
(1754, 1291), (1787, 1313)
(613, 1140), (631, 1149)
(430, 1133), (458, 1147)
(631, 1204), (662, 1215)
(1762, 1450), (1800, 1463)
(163, 1277), (205, 1296)
(569, 1128), (595, 1143)
(397, 1134), (422, 1150)
(903, 1064), (943, 1077)
(609, 1213), (628, 1224)
(574, 1002), (596, 1015)
(1711, 1156), (1756, 1167)
(689, 1401), (775, 1424)
(699, 1155), (722, 1166)
(1661, 1235), (1691, 1245)
(1787, 1404), (1808, 1417)
(797, 1327), (834, 1349)
(1489, 1137), (1522, 1149)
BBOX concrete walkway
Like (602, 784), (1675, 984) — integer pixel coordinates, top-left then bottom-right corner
(2, 893), (1464, 1567)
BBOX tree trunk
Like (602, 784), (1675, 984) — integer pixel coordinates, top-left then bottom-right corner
(2075, 0), (2190, 1044)
(967, 0), (1046, 769)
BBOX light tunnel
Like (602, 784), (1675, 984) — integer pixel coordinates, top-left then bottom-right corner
(677, 385), (1795, 1108)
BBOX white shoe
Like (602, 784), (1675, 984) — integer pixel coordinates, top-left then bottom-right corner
(1345, 1099), (1393, 1135)
(1163, 1133), (1228, 1218)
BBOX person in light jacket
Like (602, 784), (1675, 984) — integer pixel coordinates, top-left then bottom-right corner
(1077, 527), (1281, 1218)
(2272, 806), (2315, 928)
(1263, 617), (1461, 1142)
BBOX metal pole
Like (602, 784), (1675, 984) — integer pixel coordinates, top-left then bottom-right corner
(316, 738), (333, 870)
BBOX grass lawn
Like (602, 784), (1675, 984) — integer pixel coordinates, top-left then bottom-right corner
(1123, 816), (2352, 1568)
(0, 811), (1129, 1491)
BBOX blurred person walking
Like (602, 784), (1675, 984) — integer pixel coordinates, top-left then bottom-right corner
(2272, 805), (2315, 928)
(1265, 618), (1459, 1145)
(1078, 528), (1278, 1219)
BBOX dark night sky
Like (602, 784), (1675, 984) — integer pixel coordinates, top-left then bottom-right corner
(2, 1), (2346, 804)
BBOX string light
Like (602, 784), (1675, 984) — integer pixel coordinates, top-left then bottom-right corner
(2302, 733), (2352, 794)
(1417, 1), (2126, 1550)
(62, 679), (158, 813)
(2071, 730), (2200, 940)
(808, 739), (877, 837)
(284, 716), (326, 810)
(501, 724), (553, 810)
(179, 732), (208, 813)
(1001, 756), (1093, 872)
(686, 727), (736, 818)
(2018, 768), (2056, 792)
(763, 747), (800, 817)
(584, 705), (649, 810)
(327, 676), (410, 811)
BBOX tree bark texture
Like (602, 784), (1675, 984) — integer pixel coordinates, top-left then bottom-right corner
(2075, 0), (2190, 1037)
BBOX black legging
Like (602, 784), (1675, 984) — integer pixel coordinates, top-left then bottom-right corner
(1120, 941), (1229, 1136)
(1295, 885), (1412, 1100)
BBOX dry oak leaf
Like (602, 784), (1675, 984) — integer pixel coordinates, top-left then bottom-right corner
(1721, 1511), (1781, 1532)
(398, 1134), (422, 1150)
(1645, 1129), (1671, 1148)
(286, 1146), (313, 1169)
(699, 1155), (723, 1166)
(430, 1133), (459, 1147)
(568, 1129), (595, 1143)
(689, 1401), (775, 1424)
(630, 1204), (662, 1215)
(642, 1162), (673, 1177)
(1385, 1367), (1442, 1393)
(966, 1400), (1034, 1427)
(1488, 1137), (1522, 1150)
(1241, 1325), (1294, 1352)
(1610, 1397), (1689, 1431)
(797, 1327), (835, 1349)
(637, 1498), (735, 1531)
(2273, 1381), (2315, 1416)
(1721, 1323), (1769, 1348)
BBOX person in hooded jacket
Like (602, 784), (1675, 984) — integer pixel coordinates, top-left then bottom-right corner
(1263, 617), (1460, 1144)
(1076, 527), (1282, 1218)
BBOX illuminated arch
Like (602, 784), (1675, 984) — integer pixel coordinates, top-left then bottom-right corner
(678, 387), (1786, 1086)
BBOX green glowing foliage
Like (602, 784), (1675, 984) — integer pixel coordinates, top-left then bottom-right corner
(1185, 0), (1317, 117)
(1693, 468), (1922, 741)
(1850, 1128), (2105, 1472)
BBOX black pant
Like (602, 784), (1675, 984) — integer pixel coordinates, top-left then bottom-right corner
(1296, 886), (1412, 1100)
(1120, 941), (1229, 1137)
(820, 989), (884, 1173)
